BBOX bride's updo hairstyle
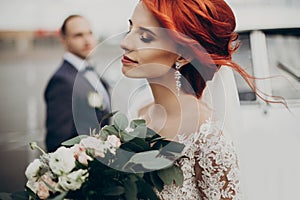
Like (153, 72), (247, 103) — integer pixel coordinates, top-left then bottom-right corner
(142, 0), (255, 99)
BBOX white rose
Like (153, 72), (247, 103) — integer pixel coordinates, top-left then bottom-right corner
(58, 169), (89, 191)
(80, 136), (106, 158)
(49, 147), (75, 175)
(37, 181), (51, 200)
(25, 158), (42, 180)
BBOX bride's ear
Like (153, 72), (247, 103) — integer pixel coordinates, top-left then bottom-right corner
(176, 55), (192, 67)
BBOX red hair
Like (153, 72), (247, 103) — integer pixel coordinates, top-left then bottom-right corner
(142, 0), (285, 105)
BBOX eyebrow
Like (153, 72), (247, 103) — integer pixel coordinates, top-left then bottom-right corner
(128, 19), (157, 37)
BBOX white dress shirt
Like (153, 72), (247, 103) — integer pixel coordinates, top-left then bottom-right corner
(63, 52), (110, 111)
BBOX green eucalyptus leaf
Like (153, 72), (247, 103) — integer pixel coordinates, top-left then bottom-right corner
(114, 113), (129, 131)
(142, 157), (173, 170)
(173, 166), (184, 186)
(152, 140), (185, 158)
(160, 142), (185, 159)
(157, 165), (184, 186)
(129, 150), (173, 170)
(101, 125), (119, 136)
(129, 150), (159, 163)
(129, 125), (147, 139)
(99, 129), (109, 138)
(146, 127), (159, 138)
(61, 135), (88, 146)
(121, 132), (135, 142)
(161, 141), (185, 154)
(111, 149), (132, 168)
(130, 119), (146, 128)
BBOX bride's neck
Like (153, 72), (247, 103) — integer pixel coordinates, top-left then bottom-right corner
(147, 70), (182, 114)
(148, 83), (180, 115)
(144, 74), (205, 138)
(145, 83), (203, 139)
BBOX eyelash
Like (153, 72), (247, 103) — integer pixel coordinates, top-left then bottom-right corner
(139, 32), (153, 43)
(126, 26), (154, 43)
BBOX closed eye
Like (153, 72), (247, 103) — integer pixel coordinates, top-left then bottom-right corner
(139, 31), (154, 43)
(126, 19), (156, 43)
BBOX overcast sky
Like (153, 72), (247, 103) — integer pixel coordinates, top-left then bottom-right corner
(0, 0), (138, 36)
(0, 0), (299, 36)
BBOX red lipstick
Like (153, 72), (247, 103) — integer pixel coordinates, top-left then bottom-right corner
(122, 55), (138, 64)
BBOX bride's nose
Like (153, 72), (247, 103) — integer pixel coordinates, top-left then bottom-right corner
(120, 32), (135, 53)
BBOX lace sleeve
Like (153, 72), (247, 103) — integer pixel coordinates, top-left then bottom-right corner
(194, 120), (242, 200)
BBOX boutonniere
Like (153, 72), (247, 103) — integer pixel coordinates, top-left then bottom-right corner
(87, 92), (105, 110)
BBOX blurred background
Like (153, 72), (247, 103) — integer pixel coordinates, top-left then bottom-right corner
(0, 0), (300, 199)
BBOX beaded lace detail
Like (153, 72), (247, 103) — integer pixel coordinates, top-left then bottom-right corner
(156, 119), (242, 200)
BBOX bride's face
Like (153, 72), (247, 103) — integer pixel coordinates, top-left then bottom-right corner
(120, 2), (178, 79)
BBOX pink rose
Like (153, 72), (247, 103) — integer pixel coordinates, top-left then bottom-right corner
(37, 181), (50, 199)
(36, 173), (57, 199)
(71, 144), (93, 165)
(41, 174), (57, 189)
(107, 135), (121, 148)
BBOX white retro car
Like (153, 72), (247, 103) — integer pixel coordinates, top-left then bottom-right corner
(231, 6), (300, 200)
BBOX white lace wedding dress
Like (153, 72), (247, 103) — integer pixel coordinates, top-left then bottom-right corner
(126, 67), (242, 199)
(156, 118), (242, 200)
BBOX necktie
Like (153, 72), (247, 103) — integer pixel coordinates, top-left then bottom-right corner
(85, 66), (95, 71)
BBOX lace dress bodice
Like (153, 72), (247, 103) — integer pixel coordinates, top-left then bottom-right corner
(156, 119), (242, 200)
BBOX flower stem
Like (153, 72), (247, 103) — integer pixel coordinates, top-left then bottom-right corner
(29, 142), (47, 155)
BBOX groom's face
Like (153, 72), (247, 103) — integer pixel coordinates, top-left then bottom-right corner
(62, 17), (96, 59)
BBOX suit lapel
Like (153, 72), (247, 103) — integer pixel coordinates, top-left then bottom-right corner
(77, 70), (97, 92)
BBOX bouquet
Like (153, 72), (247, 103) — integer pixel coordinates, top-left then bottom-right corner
(14, 113), (185, 200)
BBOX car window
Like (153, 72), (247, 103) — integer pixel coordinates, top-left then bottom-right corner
(265, 29), (300, 100)
(232, 32), (257, 102)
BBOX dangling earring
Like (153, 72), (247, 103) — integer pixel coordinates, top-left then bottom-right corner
(174, 62), (182, 96)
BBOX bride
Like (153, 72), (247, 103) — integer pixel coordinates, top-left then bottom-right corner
(120, 0), (246, 199)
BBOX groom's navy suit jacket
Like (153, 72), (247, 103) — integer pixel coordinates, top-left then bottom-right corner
(44, 60), (110, 152)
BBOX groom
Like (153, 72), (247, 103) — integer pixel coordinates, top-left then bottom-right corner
(44, 15), (110, 152)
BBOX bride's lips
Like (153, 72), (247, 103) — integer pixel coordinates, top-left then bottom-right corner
(122, 55), (138, 64)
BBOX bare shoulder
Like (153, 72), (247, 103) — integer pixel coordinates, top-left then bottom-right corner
(137, 102), (154, 118)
